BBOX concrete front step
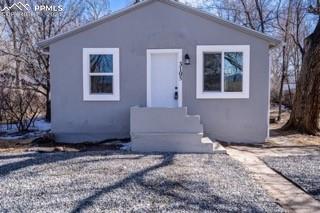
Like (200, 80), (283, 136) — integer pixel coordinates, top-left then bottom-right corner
(130, 107), (225, 153)
(131, 133), (225, 154)
(202, 137), (226, 154)
(130, 107), (203, 133)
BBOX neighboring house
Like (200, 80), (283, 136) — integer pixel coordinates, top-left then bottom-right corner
(38, 0), (280, 152)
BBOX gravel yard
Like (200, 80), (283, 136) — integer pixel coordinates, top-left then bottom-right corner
(263, 155), (320, 201)
(0, 151), (283, 212)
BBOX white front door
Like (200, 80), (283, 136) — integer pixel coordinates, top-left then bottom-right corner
(147, 49), (182, 108)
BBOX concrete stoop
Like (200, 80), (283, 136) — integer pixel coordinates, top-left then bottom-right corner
(130, 107), (225, 154)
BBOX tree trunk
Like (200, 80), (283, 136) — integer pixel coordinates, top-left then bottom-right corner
(277, 45), (287, 121)
(277, 0), (292, 121)
(286, 77), (293, 107)
(283, 19), (320, 135)
(45, 89), (51, 122)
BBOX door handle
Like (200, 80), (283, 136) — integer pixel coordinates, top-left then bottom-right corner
(174, 87), (178, 100)
(174, 91), (178, 100)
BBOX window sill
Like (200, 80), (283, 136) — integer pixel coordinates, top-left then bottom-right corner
(196, 92), (249, 99)
(83, 94), (120, 101)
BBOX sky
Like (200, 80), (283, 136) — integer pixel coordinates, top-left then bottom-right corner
(109, 0), (196, 12)
(109, 0), (130, 11)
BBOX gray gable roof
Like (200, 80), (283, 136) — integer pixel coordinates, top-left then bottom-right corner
(38, 0), (281, 48)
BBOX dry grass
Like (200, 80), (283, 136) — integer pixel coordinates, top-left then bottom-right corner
(269, 108), (320, 146)
(0, 138), (34, 152)
(0, 136), (125, 153)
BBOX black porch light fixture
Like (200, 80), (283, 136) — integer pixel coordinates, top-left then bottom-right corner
(184, 54), (191, 65)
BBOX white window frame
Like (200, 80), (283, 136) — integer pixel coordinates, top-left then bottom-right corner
(196, 45), (250, 99)
(83, 48), (120, 101)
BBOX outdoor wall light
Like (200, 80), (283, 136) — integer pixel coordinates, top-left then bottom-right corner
(184, 54), (191, 65)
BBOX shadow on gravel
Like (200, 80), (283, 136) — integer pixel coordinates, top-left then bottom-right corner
(0, 151), (145, 177)
(71, 153), (175, 213)
(137, 178), (253, 212)
(0, 153), (39, 160)
(0, 152), (91, 177)
(0, 151), (280, 212)
(71, 153), (264, 213)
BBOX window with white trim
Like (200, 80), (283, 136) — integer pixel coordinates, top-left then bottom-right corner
(83, 48), (120, 101)
(196, 45), (250, 99)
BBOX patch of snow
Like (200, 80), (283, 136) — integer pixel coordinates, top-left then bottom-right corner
(120, 143), (132, 151)
(0, 118), (51, 140)
(33, 119), (51, 131)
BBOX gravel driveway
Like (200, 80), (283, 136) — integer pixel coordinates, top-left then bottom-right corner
(0, 151), (283, 212)
(263, 155), (320, 201)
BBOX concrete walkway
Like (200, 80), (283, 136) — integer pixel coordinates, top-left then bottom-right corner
(227, 147), (320, 213)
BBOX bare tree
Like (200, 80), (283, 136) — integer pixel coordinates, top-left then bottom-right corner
(84, 0), (111, 21)
(0, 0), (85, 121)
(3, 90), (43, 132)
(283, 1), (320, 134)
(25, 0), (85, 121)
(0, 0), (25, 87)
(202, 0), (277, 33)
(276, 0), (293, 120)
(0, 0), (114, 131)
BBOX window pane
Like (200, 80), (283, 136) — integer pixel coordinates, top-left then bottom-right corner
(90, 54), (113, 73)
(90, 76), (113, 94)
(224, 52), (243, 92)
(203, 53), (221, 91)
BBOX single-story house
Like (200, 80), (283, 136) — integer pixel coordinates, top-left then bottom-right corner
(38, 0), (280, 153)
